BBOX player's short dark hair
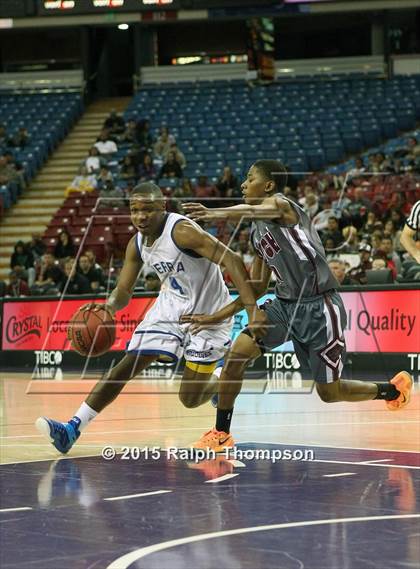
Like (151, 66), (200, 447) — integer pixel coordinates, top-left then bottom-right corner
(131, 182), (164, 200)
(253, 159), (288, 193)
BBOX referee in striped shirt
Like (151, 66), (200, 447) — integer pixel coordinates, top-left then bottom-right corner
(400, 200), (420, 264)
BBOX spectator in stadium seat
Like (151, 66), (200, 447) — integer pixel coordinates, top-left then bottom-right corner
(84, 249), (103, 273)
(348, 243), (373, 284)
(77, 254), (104, 291)
(59, 258), (91, 295)
(216, 166), (239, 201)
(98, 180), (124, 208)
(138, 153), (157, 182)
(363, 211), (378, 234)
(298, 185), (313, 206)
(371, 230), (384, 255)
(6, 270), (30, 297)
(164, 142), (186, 170)
(389, 209), (405, 231)
(322, 216), (343, 248)
(103, 110), (125, 136)
(119, 119), (138, 145)
(340, 225), (359, 253)
(154, 126), (175, 158)
(331, 193), (352, 222)
(8, 127), (30, 149)
(384, 219), (403, 252)
(348, 187), (371, 228)
(10, 240), (34, 274)
(373, 152), (392, 173)
(324, 238), (337, 259)
(10, 241), (35, 286)
(347, 157), (366, 179)
(30, 253), (63, 296)
(136, 119), (153, 152)
(371, 256), (388, 271)
(94, 132), (118, 158)
(328, 259), (357, 286)
(84, 147), (106, 174)
(378, 236), (401, 277)
(54, 230), (75, 260)
(159, 152), (183, 180)
(96, 166), (114, 190)
(168, 178), (194, 213)
(193, 175), (219, 208)
(28, 233), (46, 261)
(65, 166), (97, 197)
(174, 177), (193, 200)
(2, 151), (26, 193)
(119, 155), (138, 184)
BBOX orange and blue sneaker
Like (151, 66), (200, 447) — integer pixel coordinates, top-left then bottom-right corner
(386, 371), (413, 411)
(192, 428), (235, 453)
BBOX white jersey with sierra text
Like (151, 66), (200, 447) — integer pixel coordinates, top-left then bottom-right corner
(135, 213), (231, 315)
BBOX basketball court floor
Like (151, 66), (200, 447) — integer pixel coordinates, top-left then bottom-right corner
(1, 372), (419, 568)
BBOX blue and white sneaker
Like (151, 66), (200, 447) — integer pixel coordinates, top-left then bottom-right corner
(211, 359), (225, 408)
(35, 417), (80, 454)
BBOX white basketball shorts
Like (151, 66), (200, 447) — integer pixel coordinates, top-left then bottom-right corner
(126, 293), (232, 363)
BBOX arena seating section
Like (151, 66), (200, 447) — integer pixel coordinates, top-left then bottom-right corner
(0, 93), (83, 217)
(44, 195), (134, 264)
(43, 74), (420, 264)
(127, 74), (420, 177)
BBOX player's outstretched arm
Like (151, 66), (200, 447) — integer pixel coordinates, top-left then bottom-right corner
(173, 221), (268, 337)
(181, 255), (271, 333)
(183, 196), (289, 223)
(106, 236), (143, 315)
(400, 224), (420, 264)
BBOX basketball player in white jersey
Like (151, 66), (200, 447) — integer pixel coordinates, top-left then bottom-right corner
(35, 182), (267, 454)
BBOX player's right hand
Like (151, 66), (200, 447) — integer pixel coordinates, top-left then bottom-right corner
(180, 313), (222, 334)
(79, 303), (115, 318)
(182, 202), (215, 222)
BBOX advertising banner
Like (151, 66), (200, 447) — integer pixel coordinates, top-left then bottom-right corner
(2, 297), (156, 352)
(1, 289), (419, 353)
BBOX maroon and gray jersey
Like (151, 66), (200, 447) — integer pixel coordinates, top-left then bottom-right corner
(251, 194), (338, 300)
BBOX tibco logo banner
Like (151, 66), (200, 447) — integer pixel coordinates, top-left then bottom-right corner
(35, 351), (63, 366)
(264, 353), (300, 370)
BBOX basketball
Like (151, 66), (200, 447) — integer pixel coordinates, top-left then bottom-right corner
(68, 306), (115, 357)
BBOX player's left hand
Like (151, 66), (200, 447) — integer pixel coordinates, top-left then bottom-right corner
(182, 202), (215, 222)
(180, 313), (222, 334)
(247, 308), (269, 339)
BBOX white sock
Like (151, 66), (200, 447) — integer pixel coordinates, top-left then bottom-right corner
(213, 365), (223, 379)
(71, 402), (98, 431)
